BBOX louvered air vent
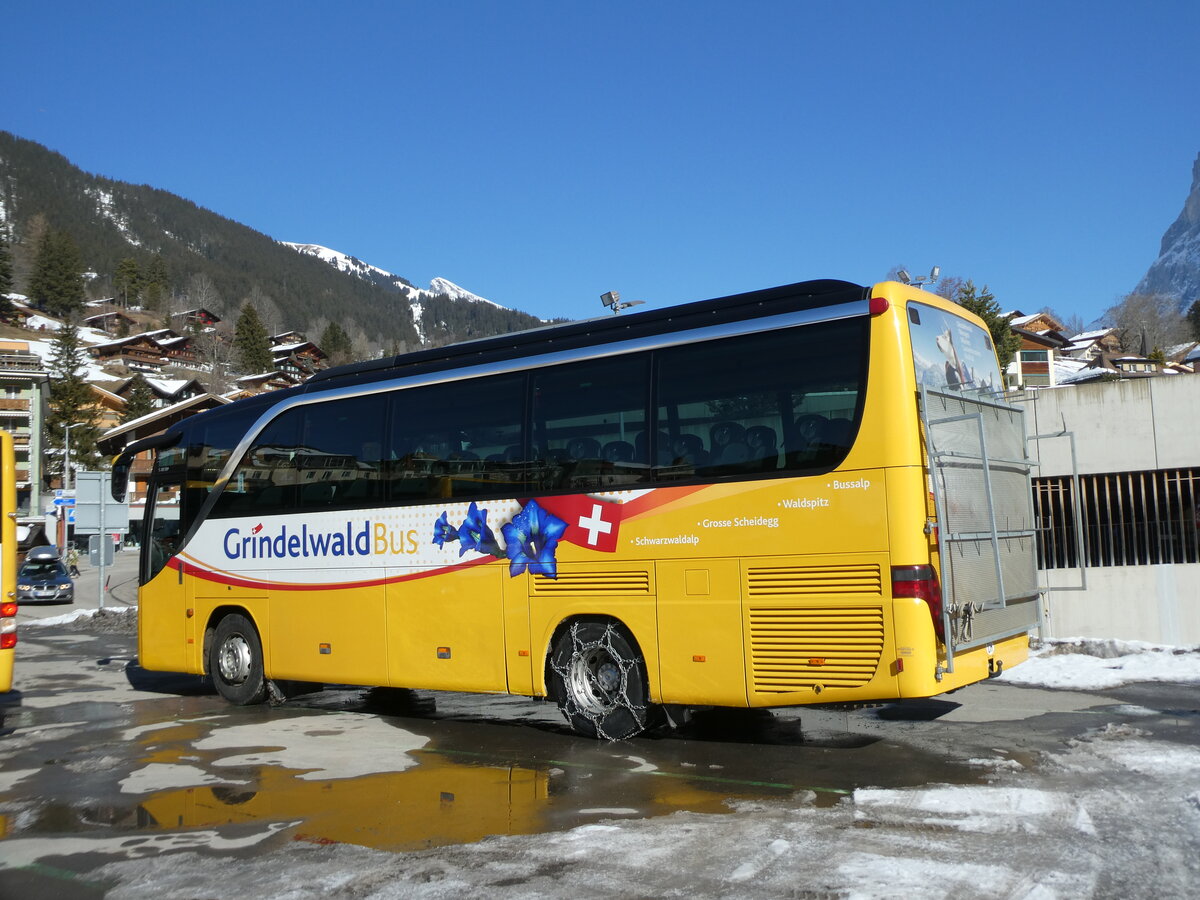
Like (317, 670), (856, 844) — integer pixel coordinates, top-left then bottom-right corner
(530, 571), (652, 594)
(748, 606), (884, 692)
(745, 564), (882, 597)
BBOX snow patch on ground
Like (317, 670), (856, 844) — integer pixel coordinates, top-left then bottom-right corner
(1000, 637), (1200, 690)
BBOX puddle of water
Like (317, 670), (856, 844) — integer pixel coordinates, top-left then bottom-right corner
(0, 691), (991, 857)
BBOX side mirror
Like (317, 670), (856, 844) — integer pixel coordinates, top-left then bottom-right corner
(111, 458), (129, 503)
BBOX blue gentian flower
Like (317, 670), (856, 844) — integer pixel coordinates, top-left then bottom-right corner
(502, 499), (567, 577)
(457, 502), (501, 557)
(432, 511), (459, 548)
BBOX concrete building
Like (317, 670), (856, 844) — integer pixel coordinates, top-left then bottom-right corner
(1015, 376), (1200, 645)
(0, 340), (50, 517)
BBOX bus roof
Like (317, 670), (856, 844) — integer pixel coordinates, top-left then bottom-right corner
(307, 278), (868, 388)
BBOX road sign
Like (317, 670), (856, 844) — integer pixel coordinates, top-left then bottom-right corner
(53, 497), (76, 507)
(88, 534), (114, 567)
(74, 471), (129, 534)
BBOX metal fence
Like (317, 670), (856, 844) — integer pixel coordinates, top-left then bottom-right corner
(1034, 468), (1200, 568)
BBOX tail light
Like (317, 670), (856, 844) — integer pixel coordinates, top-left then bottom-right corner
(892, 564), (943, 642)
(1, 607), (16, 650)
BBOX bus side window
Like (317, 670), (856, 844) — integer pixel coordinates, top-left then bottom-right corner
(388, 373), (526, 502)
(531, 355), (650, 492)
(295, 395), (386, 510)
(654, 321), (865, 480)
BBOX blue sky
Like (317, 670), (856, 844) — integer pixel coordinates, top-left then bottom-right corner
(5, 2), (1199, 327)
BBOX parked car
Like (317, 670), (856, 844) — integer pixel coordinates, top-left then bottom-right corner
(17, 547), (74, 604)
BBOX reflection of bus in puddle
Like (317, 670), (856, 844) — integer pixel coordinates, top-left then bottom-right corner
(135, 748), (762, 853)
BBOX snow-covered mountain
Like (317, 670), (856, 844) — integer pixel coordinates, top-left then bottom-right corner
(281, 242), (504, 310)
(1135, 151), (1200, 303)
(280, 242), (545, 347)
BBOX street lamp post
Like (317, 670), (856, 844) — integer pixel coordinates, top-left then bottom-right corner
(60, 422), (85, 551)
(63, 422), (85, 493)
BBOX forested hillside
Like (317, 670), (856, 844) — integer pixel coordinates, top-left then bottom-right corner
(0, 131), (545, 355)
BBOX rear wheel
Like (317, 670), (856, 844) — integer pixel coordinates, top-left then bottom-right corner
(209, 613), (268, 705)
(549, 619), (657, 739)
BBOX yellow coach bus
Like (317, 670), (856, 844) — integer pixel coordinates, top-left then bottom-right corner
(113, 279), (1040, 738)
(1, 431), (17, 692)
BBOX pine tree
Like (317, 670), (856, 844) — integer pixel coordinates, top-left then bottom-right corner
(46, 322), (101, 483)
(320, 320), (354, 365)
(142, 254), (170, 312)
(28, 229), (86, 318)
(234, 302), (273, 374)
(113, 257), (141, 308)
(1187, 300), (1200, 342)
(0, 220), (16, 322)
(953, 280), (1021, 372)
(120, 374), (157, 423)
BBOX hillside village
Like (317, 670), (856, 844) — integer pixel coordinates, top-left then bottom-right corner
(1004, 307), (1200, 386)
(0, 292), (334, 530)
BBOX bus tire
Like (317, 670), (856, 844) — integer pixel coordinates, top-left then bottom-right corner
(210, 613), (268, 705)
(549, 619), (657, 740)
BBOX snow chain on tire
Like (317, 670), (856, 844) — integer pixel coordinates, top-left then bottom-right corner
(550, 621), (652, 741)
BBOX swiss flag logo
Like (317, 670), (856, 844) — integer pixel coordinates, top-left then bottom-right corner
(538, 496), (622, 553)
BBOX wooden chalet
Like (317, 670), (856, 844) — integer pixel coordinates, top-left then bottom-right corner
(87, 382), (127, 431)
(1063, 328), (1123, 360)
(272, 340), (328, 378)
(233, 370), (302, 394)
(170, 307), (222, 331)
(1005, 310), (1071, 389)
(84, 310), (138, 335)
(158, 334), (200, 367)
(88, 334), (168, 370)
(116, 376), (207, 408)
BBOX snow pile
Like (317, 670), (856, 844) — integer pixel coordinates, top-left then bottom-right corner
(1000, 637), (1200, 690)
(24, 605), (137, 634)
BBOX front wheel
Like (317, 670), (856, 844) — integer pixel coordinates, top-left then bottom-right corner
(209, 613), (268, 705)
(549, 619), (657, 740)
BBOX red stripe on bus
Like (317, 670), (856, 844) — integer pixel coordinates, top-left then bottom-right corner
(168, 554), (498, 592)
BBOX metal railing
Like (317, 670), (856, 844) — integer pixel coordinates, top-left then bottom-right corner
(1034, 468), (1200, 568)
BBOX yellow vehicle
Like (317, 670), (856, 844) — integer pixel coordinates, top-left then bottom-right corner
(112, 279), (1039, 738)
(1, 431), (17, 692)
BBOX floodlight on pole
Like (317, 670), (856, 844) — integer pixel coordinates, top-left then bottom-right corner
(600, 291), (645, 315)
(895, 266), (941, 291)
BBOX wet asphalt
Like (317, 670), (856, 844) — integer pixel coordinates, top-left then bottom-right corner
(3, 554), (1199, 898)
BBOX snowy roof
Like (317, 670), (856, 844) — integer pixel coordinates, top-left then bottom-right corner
(89, 335), (164, 352)
(273, 341), (316, 353)
(1067, 329), (1116, 343)
(99, 392), (231, 442)
(1055, 357), (1111, 385)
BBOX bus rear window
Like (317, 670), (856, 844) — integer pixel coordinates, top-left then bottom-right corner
(908, 301), (1003, 395)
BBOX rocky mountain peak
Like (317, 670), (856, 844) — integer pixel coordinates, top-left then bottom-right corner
(1135, 151), (1200, 302)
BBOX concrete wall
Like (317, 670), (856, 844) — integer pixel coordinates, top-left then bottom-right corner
(1010, 377), (1200, 645)
(1017, 375), (1200, 476)
(1041, 565), (1200, 644)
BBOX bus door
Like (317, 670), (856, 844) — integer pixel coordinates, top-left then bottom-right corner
(139, 475), (195, 672)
